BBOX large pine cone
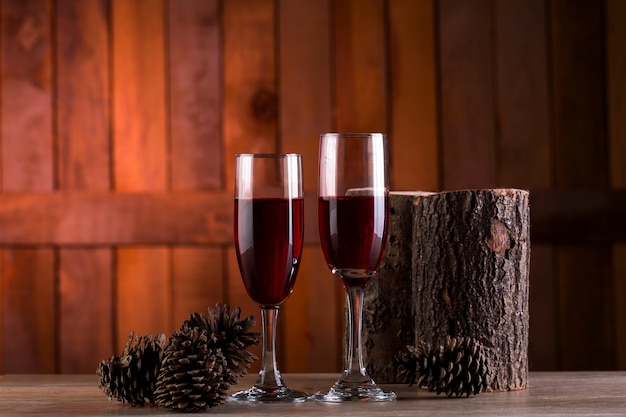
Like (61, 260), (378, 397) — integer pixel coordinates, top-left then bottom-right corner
(396, 336), (492, 397)
(96, 332), (167, 405)
(154, 324), (231, 412)
(154, 304), (260, 412)
(182, 304), (260, 384)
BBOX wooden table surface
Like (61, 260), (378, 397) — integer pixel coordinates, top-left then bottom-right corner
(1, 372), (625, 416)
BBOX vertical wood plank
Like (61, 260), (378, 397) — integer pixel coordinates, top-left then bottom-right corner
(167, 0), (225, 334)
(172, 247), (224, 327)
(607, 0), (626, 370)
(528, 245), (557, 370)
(494, 0), (552, 189)
(388, 0), (439, 191)
(0, 0), (54, 191)
(223, 0), (277, 374)
(112, 0), (167, 191)
(614, 245), (626, 369)
(557, 246), (613, 370)
(333, 0), (387, 133)
(1, 249), (55, 373)
(168, 0), (222, 191)
(438, 0), (496, 189)
(551, 0), (611, 371)
(116, 248), (171, 340)
(283, 246), (341, 373)
(1, 0), (56, 373)
(55, 0), (113, 374)
(550, 0), (607, 189)
(59, 249), (113, 373)
(226, 247), (262, 373)
(56, 0), (110, 191)
(607, 0), (626, 190)
(222, 0), (277, 191)
(278, 0), (331, 192)
(112, 0), (171, 346)
(278, 0), (338, 373)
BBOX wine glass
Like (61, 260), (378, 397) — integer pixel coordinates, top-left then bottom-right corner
(316, 133), (396, 402)
(230, 153), (309, 402)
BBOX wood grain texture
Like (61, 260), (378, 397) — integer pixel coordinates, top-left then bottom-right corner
(55, 0), (113, 375)
(388, 0), (439, 191)
(225, 247), (262, 373)
(283, 246), (342, 373)
(333, 0), (387, 133)
(0, 0), (54, 191)
(1, 249), (55, 373)
(222, 0), (277, 190)
(0, 191), (233, 244)
(59, 249), (113, 373)
(495, 0), (551, 189)
(550, 0), (607, 188)
(607, 0), (626, 371)
(168, 0), (222, 191)
(171, 247), (224, 328)
(530, 190), (626, 244)
(557, 246), (613, 370)
(222, 0), (276, 374)
(607, 0), (626, 189)
(278, 0), (331, 192)
(528, 245), (557, 371)
(614, 245), (626, 369)
(116, 248), (172, 344)
(3, 373), (626, 416)
(278, 0), (338, 374)
(438, 0), (496, 190)
(112, 0), (167, 191)
(111, 0), (170, 356)
(56, 0), (110, 191)
(0, 0), (56, 375)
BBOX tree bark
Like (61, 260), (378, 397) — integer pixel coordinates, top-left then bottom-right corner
(363, 189), (530, 391)
(362, 192), (434, 383)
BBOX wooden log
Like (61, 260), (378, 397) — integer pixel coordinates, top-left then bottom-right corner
(362, 192), (433, 383)
(363, 189), (530, 392)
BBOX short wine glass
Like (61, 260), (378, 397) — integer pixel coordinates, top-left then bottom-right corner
(316, 133), (396, 402)
(229, 153), (309, 402)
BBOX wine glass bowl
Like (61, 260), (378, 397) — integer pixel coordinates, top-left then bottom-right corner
(316, 133), (396, 402)
(230, 153), (309, 403)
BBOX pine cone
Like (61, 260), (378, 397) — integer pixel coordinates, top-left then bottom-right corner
(396, 336), (491, 397)
(154, 323), (231, 412)
(154, 304), (260, 412)
(182, 304), (260, 384)
(96, 332), (167, 405)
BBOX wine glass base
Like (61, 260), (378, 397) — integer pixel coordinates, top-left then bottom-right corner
(314, 379), (396, 402)
(228, 385), (310, 403)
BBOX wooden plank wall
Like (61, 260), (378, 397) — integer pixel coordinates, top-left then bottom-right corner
(0, 0), (624, 374)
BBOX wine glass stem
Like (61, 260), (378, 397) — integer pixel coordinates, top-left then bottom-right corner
(257, 305), (283, 388)
(344, 286), (367, 380)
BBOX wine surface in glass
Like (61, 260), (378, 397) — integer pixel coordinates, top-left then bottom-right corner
(318, 195), (388, 288)
(235, 197), (304, 306)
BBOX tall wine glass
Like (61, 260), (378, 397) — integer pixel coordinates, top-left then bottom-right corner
(230, 153), (309, 402)
(316, 133), (396, 402)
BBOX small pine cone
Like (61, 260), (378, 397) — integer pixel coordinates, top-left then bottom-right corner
(96, 332), (167, 405)
(396, 336), (491, 397)
(183, 304), (260, 384)
(155, 323), (231, 412)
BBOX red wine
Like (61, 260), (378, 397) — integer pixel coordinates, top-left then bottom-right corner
(235, 197), (304, 306)
(318, 195), (388, 288)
